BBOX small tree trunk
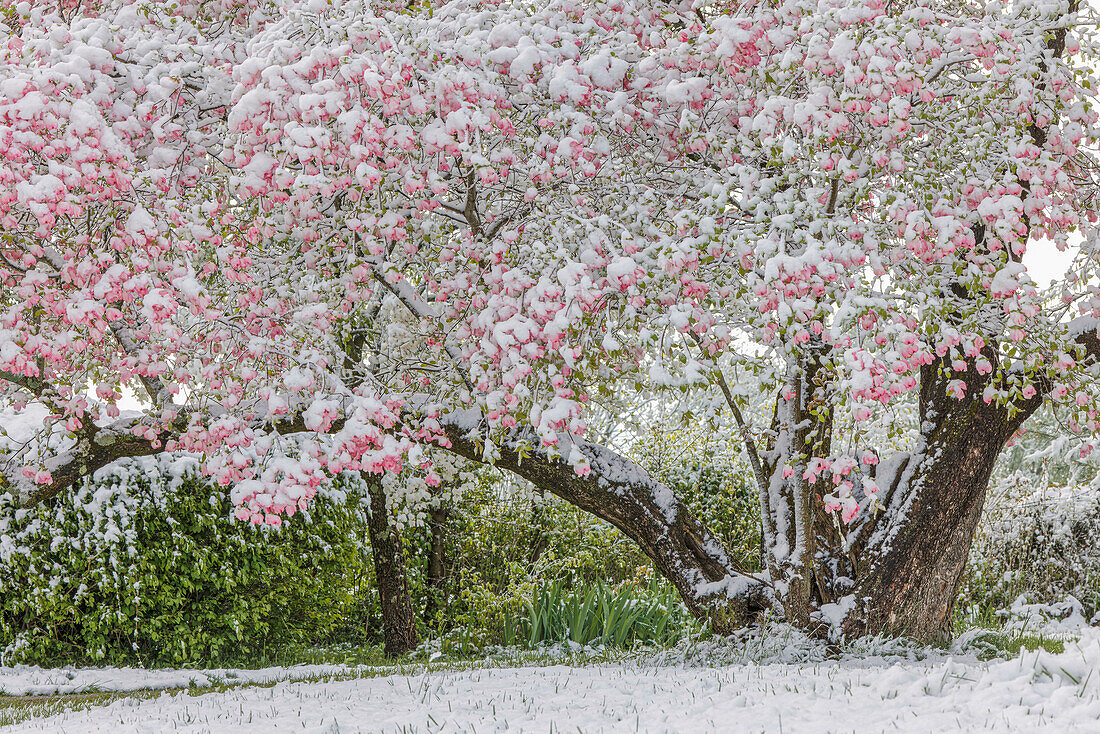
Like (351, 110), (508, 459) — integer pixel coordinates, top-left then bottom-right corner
(526, 495), (549, 572)
(423, 506), (448, 621)
(760, 345), (834, 630)
(364, 478), (418, 657)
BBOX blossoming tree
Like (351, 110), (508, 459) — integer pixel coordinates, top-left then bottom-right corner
(4, 0), (1100, 642)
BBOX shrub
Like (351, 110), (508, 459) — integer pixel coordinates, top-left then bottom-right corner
(402, 468), (654, 646)
(408, 431), (761, 649)
(632, 427), (762, 571)
(958, 472), (1100, 630)
(0, 438), (754, 664)
(0, 456), (370, 667)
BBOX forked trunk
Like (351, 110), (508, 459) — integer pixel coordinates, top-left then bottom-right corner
(831, 363), (1039, 641)
(365, 477), (419, 657)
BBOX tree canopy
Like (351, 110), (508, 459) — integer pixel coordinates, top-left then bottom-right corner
(3, 0), (1100, 639)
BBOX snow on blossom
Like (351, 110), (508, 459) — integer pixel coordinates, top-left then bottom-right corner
(0, 0), (1097, 552)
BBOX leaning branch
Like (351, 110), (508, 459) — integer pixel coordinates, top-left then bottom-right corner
(6, 418), (181, 508)
(435, 413), (776, 628)
(0, 370), (51, 400)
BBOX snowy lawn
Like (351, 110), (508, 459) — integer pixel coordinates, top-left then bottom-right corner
(0, 663), (385, 698)
(3, 633), (1100, 733)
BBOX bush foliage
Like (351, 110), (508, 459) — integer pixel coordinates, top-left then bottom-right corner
(0, 456), (369, 667)
(959, 472), (1100, 628)
(0, 428), (770, 665)
(407, 471), (655, 648)
(6, 434), (1091, 667)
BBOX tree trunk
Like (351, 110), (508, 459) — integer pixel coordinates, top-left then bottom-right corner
(435, 310), (1087, 643)
(758, 349), (834, 629)
(364, 477), (419, 657)
(423, 506), (448, 622)
(843, 446), (997, 641)
(833, 361), (1040, 642)
(526, 494), (549, 573)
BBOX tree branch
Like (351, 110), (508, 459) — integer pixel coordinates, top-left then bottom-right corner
(0, 370), (51, 399)
(434, 413), (776, 628)
(368, 266), (476, 396)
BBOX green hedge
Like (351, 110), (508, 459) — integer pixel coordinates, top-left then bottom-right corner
(0, 456), (370, 667)
(0, 442), (762, 665)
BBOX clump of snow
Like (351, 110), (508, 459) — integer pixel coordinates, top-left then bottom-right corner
(1020, 628), (1100, 692)
(813, 593), (857, 638)
(999, 595), (1095, 638)
(643, 620), (933, 668)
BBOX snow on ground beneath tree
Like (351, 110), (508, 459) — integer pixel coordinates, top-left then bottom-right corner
(0, 663), (370, 697)
(6, 632), (1100, 732)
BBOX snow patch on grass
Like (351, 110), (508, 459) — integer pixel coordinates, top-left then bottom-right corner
(0, 663), (366, 697)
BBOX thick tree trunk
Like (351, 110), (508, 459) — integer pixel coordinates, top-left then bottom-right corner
(843, 447), (997, 641)
(830, 362), (1039, 641)
(364, 478), (419, 657)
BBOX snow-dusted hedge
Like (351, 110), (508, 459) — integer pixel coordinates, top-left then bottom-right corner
(960, 473), (1100, 628)
(0, 456), (369, 667)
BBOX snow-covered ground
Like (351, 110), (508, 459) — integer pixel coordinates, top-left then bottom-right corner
(0, 662), (370, 697)
(5, 634), (1100, 733)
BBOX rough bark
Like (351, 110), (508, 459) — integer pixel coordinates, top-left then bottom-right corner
(364, 477), (419, 657)
(423, 506), (448, 621)
(832, 355), (1043, 642)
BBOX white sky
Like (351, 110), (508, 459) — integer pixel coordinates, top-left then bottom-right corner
(1023, 239), (1080, 289)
